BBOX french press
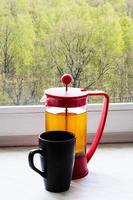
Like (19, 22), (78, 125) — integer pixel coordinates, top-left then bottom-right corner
(41, 74), (109, 179)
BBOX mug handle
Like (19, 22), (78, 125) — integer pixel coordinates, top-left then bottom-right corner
(86, 91), (109, 162)
(28, 149), (46, 178)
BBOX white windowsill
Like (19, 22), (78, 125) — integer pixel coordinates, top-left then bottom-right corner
(0, 103), (133, 146)
(1, 144), (133, 200)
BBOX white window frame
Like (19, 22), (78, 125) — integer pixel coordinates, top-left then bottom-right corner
(0, 103), (133, 146)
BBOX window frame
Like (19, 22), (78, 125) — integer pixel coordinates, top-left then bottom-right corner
(0, 103), (133, 146)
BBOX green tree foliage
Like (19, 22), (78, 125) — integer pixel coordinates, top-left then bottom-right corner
(0, 0), (133, 104)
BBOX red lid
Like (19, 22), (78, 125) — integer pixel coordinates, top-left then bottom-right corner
(44, 87), (89, 107)
(42, 74), (89, 108)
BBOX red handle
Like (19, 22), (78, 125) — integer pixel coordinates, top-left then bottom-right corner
(86, 91), (109, 162)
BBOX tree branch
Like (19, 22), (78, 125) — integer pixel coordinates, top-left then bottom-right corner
(85, 64), (111, 88)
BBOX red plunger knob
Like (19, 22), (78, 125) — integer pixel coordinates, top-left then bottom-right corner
(61, 74), (73, 85)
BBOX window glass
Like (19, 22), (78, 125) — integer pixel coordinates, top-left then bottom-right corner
(0, 0), (133, 105)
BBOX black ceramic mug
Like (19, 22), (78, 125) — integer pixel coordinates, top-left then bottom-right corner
(28, 131), (75, 192)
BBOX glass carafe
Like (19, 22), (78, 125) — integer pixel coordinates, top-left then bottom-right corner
(45, 106), (87, 156)
(41, 74), (109, 179)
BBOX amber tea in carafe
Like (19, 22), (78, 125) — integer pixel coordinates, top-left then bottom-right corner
(45, 107), (87, 155)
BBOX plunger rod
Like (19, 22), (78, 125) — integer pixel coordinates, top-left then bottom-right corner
(60, 74), (73, 131)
